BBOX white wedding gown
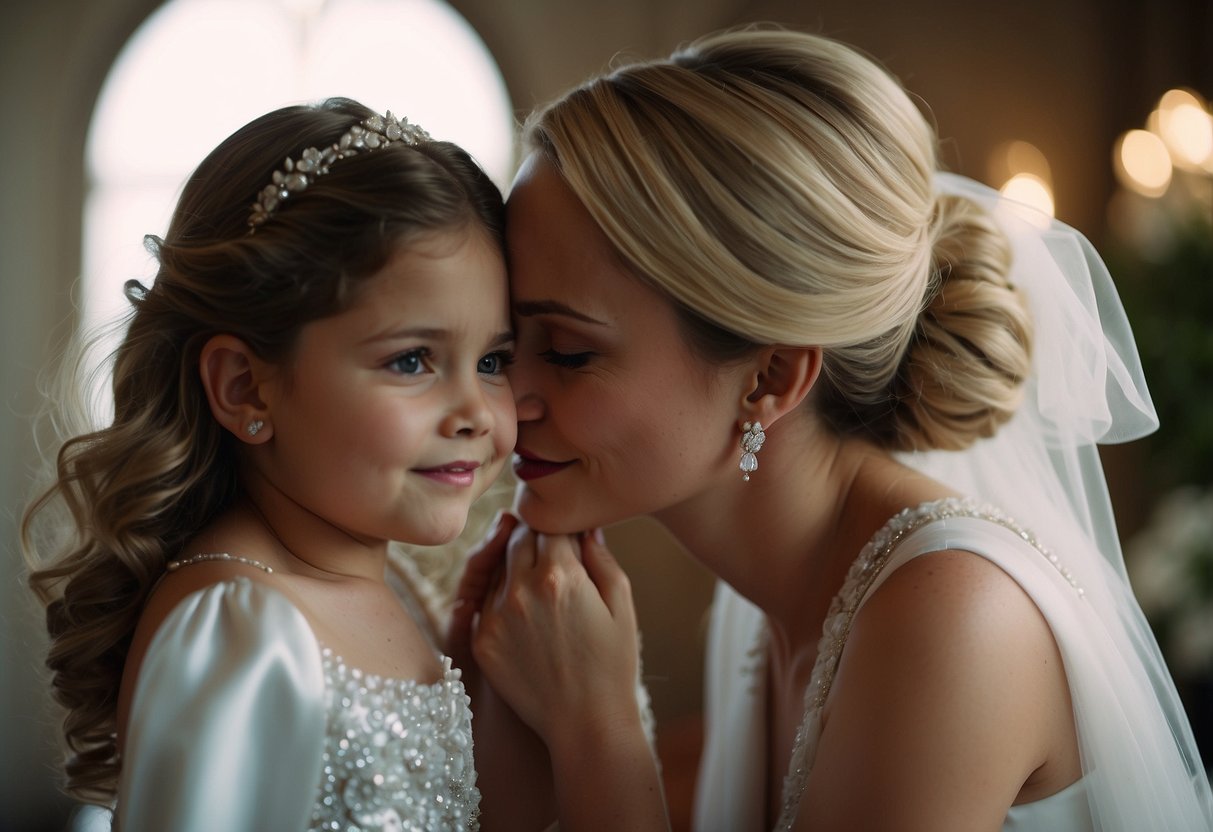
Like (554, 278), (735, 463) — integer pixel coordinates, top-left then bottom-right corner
(115, 567), (480, 831)
(695, 498), (1211, 831)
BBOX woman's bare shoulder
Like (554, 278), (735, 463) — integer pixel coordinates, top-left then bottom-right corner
(801, 549), (1071, 830)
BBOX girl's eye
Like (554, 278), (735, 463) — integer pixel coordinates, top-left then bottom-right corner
(540, 348), (592, 369)
(478, 350), (515, 376)
(388, 349), (429, 375)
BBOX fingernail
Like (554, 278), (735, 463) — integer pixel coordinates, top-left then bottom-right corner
(592, 527), (605, 545)
(489, 509), (506, 534)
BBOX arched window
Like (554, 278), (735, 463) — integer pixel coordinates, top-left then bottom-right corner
(84, 0), (515, 331)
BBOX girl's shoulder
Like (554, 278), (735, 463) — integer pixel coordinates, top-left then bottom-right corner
(134, 553), (293, 662)
(115, 561), (331, 827)
(149, 549), (284, 611)
(117, 555), (308, 743)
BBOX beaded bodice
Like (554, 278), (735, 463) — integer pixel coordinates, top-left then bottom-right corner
(312, 650), (480, 832)
(163, 552), (481, 831)
(768, 498), (1073, 831)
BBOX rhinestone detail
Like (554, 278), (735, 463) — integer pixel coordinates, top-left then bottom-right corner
(248, 111), (431, 230)
(311, 651), (480, 831)
(164, 552), (480, 829)
(166, 552), (274, 574)
(740, 421), (765, 482)
(767, 497), (1082, 831)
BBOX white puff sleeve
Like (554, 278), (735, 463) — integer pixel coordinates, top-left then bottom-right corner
(117, 578), (327, 831)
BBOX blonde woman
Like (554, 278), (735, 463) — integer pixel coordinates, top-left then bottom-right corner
(458, 28), (1213, 832)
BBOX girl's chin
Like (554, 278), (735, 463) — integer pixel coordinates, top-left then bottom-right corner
(398, 516), (469, 547)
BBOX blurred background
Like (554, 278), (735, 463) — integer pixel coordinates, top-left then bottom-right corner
(2, 0), (1209, 829)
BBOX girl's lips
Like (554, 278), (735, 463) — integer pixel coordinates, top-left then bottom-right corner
(512, 451), (573, 482)
(415, 461), (480, 488)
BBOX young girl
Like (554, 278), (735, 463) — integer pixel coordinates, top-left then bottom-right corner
(22, 98), (516, 830)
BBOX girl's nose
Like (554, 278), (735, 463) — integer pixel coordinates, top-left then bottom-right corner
(441, 378), (495, 438)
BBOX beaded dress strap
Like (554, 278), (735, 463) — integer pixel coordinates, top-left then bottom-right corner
(166, 552), (274, 574)
(772, 497), (1077, 831)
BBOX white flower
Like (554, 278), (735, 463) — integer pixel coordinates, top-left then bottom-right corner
(1126, 486), (1213, 674)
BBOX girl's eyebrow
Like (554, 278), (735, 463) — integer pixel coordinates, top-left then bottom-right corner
(513, 299), (607, 325)
(360, 326), (448, 344)
(360, 328), (516, 346)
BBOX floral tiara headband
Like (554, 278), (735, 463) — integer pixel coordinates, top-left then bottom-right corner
(247, 111), (431, 231)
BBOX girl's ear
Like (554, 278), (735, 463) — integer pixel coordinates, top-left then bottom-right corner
(739, 345), (823, 429)
(198, 335), (275, 443)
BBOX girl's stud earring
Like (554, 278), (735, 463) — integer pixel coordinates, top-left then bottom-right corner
(246, 420), (265, 437)
(740, 421), (765, 482)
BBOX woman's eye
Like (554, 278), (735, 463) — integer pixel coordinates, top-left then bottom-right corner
(478, 350), (515, 375)
(540, 348), (592, 369)
(388, 349), (429, 375)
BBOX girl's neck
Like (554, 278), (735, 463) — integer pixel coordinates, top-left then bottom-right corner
(225, 475), (390, 583)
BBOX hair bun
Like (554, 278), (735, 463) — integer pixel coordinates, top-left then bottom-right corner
(891, 193), (1032, 451)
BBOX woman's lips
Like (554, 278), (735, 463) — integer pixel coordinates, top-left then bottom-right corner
(513, 450), (573, 481)
(415, 461), (480, 487)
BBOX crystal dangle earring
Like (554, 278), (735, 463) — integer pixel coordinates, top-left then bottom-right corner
(739, 421), (765, 482)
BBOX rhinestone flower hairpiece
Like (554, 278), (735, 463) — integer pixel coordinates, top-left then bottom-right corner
(247, 111), (431, 231)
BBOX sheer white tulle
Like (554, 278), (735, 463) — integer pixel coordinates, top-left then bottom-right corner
(694, 175), (1213, 831)
(908, 173), (1212, 831)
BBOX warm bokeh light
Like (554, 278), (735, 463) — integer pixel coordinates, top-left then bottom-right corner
(1115, 129), (1173, 197)
(1000, 172), (1055, 218)
(989, 139), (1052, 185)
(1156, 88), (1213, 169)
(991, 141), (1055, 222)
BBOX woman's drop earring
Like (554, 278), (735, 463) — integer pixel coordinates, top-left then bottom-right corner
(739, 421), (765, 482)
(246, 420), (265, 437)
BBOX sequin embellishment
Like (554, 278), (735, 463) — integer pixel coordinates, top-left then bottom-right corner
(160, 552), (479, 829)
(311, 651), (480, 831)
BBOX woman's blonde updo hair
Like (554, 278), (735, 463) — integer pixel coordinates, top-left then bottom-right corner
(523, 27), (1031, 452)
(22, 98), (503, 804)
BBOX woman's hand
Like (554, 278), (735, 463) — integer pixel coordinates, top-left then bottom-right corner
(448, 512), (558, 830)
(472, 525), (670, 831)
(447, 511), (518, 681)
(472, 526), (642, 749)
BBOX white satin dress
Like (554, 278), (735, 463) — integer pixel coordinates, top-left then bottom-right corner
(696, 499), (1106, 832)
(115, 560), (480, 831)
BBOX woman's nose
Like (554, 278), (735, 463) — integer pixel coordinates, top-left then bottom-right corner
(513, 390), (544, 423)
(505, 353), (544, 423)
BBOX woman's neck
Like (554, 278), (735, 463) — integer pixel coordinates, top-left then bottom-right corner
(653, 427), (923, 647)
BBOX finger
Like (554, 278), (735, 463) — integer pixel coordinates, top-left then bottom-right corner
(580, 530), (636, 626)
(456, 511), (517, 601)
(533, 531), (585, 571)
(451, 512), (517, 631)
(483, 551), (506, 609)
(501, 524), (539, 598)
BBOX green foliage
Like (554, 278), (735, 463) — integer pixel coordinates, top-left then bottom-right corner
(1111, 213), (1213, 491)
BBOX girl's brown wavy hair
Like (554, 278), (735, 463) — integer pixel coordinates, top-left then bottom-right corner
(21, 97), (503, 804)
